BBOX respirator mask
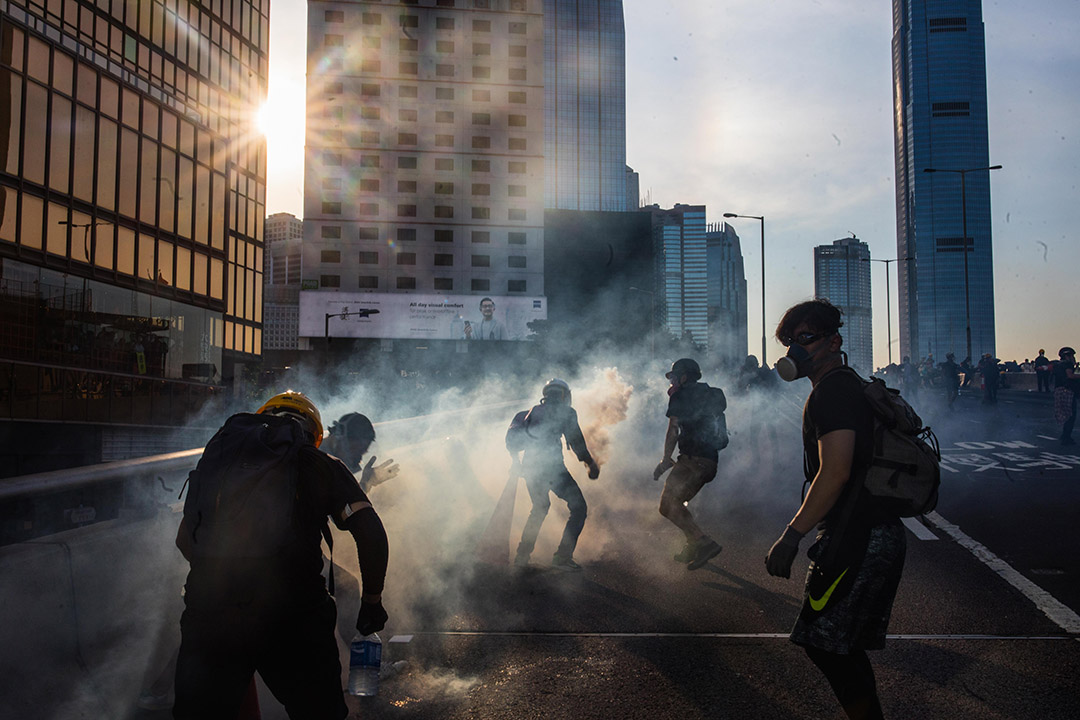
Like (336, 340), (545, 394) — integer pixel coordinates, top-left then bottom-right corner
(775, 331), (834, 382)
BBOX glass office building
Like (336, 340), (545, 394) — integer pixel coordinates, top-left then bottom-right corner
(814, 237), (872, 375)
(892, 0), (995, 362)
(649, 204), (708, 349)
(706, 222), (747, 366)
(0, 0), (269, 471)
(544, 0), (626, 211)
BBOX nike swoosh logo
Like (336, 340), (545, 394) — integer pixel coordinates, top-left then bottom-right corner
(808, 568), (849, 611)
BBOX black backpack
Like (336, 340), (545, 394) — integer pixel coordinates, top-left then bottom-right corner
(181, 412), (307, 559)
(505, 410), (530, 453)
(708, 386), (730, 451)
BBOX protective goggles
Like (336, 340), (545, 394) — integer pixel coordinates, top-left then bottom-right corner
(779, 330), (834, 348)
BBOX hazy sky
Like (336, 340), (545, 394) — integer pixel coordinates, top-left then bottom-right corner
(261, 0), (1079, 368)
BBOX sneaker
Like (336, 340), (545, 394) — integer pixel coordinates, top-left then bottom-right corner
(137, 692), (174, 711)
(673, 541), (696, 564)
(686, 539), (722, 571)
(551, 553), (583, 572)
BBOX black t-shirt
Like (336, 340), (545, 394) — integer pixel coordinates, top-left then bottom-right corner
(667, 382), (725, 462)
(184, 445), (368, 610)
(1054, 359), (1079, 391)
(801, 368), (881, 528)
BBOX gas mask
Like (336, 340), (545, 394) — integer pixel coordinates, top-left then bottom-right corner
(775, 332), (834, 382)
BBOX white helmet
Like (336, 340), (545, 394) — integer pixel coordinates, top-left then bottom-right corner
(542, 378), (571, 405)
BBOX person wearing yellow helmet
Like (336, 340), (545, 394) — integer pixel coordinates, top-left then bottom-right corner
(174, 390), (389, 719)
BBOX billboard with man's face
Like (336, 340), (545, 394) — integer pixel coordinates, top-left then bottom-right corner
(299, 291), (547, 341)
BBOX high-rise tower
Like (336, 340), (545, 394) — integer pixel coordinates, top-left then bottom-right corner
(706, 222), (747, 366)
(814, 238), (872, 375)
(893, 0), (995, 362)
(544, 0), (626, 211)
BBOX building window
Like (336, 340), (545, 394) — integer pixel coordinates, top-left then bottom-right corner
(361, 83), (380, 96)
(325, 35), (344, 47)
(398, 132), (418, 145)
(474, 0), (490, 7)
(398, 156), (418, 169)
(397, 252), (417, 265)
(508, 114), (526, 127)
(399, 108), (418, 121)
(472, 19), (491, 32)
(436, 87), (455, 100)
(399, 14), (419, 28)
(508, 185), (526, 197)
(363, 12), (382, 25)
(472, 278), (491, 291)
(437, 40), (455, 53)
(399, 61), (418, 75)
(361, 131), (380, 144)
(508, 255), (526, 268)
(509, 21), (526, 34)
(360, 179), (380, 192)
(435, 134), (455, 147)
(327, 81), (344, 94)
(473, 43), (491, 56)
(508, 208), (526, 221)
(510, 0), (526, 10)
(321, 250), (342, 263)
(361, 107), (380, 119)
(398, 228), (417, 242)
(358, 203), (379, 216)
(508, 67), (526, 81)
(508, 279), (526, 292)
(472, 159), (491, 172)
(398, 180), (417, 192)
(472, 89), (491, 102)
(929, 17), (967, 32)
(471, 230), (490, 243)
(472, 255), (491, 268)
(322, 202), (342, 214)
(472, 183), (490, 196)
(434, 205), (454, 218)
(324, 152), (342, 165)
(322, 226), (342, 238)
(437, 0), (456, 6)
(509, 44), (526, 58)
(362, 59), (382, 72)
(932, 101), (970, 117)
(358, 251), (379, 264)
(397, 277), (416, 290)
(508, 231), (527, 245)
(400, 85), (418, 98)
(509, 137), (527, 151)
(361, 155), (381, 168)
(435, 182), (455, 194)
(434, 253), (454, 266)
(508, 91), (526, 104)
(434, 229), (454, 242)
(325, 10), (344, 22)
(436, 17), (455, 30)
(359, 227), (380, 240)
(509, 161), (526, 174)
(472, 112), (491, 125)
(472, 206), (491, 219)
(434, 277), (453, 291)
(472, 136), (491, 149)
(398, 204), (417, 217)
(324, 179), (343, 191)
(436, 64), (455, 77)
(435, 158), (455, 171)
(436, 110), (455, 123)
(321, 275), (341, 288)
(359, 276), (379, 289)
(363, 37), (381, 49)
(399, 38), (418, 52)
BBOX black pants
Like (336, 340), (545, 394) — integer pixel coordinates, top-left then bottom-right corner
(1037, 371), (1051, 392)
(174, 594), (346, 720)
(516, 466), (587, 561)
(1062, 393), (1077, 442)
(805, 646), (885, 720)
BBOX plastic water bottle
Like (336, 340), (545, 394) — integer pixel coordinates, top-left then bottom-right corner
(348, 632), (381, 696)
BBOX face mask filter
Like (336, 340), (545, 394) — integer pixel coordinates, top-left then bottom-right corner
(776, 345), (810, 382)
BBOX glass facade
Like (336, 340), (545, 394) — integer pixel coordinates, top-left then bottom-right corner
(544, 0), (626, 211)
(892, 0), (995, 362)
(706, 222), (747, 366)
(1, 0), (269, 430)
(650, 204), (708, 349)
(814, 238), (873, 375)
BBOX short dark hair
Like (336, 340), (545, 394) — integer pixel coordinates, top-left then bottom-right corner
(775, 299), (844, 344)
(479, 297), (494, 307)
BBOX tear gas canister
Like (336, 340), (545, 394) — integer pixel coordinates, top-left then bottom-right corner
(348, 632), (382, 696)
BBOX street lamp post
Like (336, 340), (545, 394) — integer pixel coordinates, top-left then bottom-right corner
(723, 213), (765, 366)
(325, 308), (380, 345)
(922, 165), (1001, 362)
(863, 257), (912, 368)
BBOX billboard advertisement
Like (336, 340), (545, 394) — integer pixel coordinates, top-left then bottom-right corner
(299, 291), (547, 342)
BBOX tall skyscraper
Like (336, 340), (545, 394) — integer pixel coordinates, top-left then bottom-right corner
(544, 0), (626, 211)
(892, 0), (995, 362)
(264, 213), (304, 352)
(814, 238), (872, 375)
(706, 222), (748, 366)
(648, 204), (708, 349)
(0, 0), (268, 470)
(624, 165), (639, 210)
(304, 0), (545, 344)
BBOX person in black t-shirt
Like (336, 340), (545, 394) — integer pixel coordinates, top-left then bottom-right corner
(938, 353), (961, 407)
(1054, 347), (1078, 445)
(654, 358), (726, 570)
(173, 392), (390, 720)
(1034, 349), (1052, 393)
(765, 300), (905, 720)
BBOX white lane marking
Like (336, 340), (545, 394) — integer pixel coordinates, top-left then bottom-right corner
(388, 635), (414, 643)
(1039, 435), (1059, 441)
(399, 630), (1076, 641)
(924, 511), (1080, 634)
(902, 516), (939, 540)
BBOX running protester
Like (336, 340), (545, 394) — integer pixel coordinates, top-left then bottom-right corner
(766, 300), (906, 720)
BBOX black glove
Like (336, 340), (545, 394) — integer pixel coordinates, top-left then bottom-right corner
(765, 525), (805, 579)
(356, 599), (388, 636)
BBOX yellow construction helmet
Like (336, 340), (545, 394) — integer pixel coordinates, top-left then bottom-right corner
(256, 390), (324, 447)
